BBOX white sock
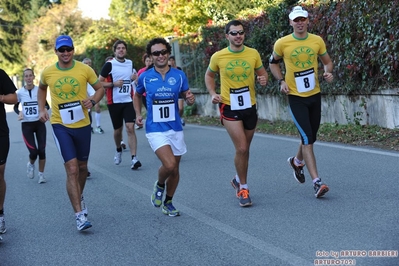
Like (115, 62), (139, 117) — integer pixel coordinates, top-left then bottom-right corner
(95, 113), (101, 127)
(235, 174), (240, 183)
(240, 183), (248, 190)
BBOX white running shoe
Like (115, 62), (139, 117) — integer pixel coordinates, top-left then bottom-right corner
(131, 157), (142, 170)
(114, 151), (122, 165)
(95, 127), (104, 134)
(27, 162), (34, 179)
(121, 141), (126, 150)
(76, 213), (92, 231)
(38, 173), (46, 184)
(0, 215), (6, 234)
(81, 195), (88, 217)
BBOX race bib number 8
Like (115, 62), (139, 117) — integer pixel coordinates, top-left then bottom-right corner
(294, 68), (316, 93)
(59, 101), (85, 124)
(230, 87), (251, 110)
(152, 99), (175, 122)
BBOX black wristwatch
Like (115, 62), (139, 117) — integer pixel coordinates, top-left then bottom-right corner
(278, 79), (284, 86)
(90, 99), (96, 106)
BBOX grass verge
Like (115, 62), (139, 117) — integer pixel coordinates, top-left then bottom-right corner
(185, 115), (399, 152)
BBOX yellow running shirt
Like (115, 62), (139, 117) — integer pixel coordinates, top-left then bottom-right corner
(273, 33), (327, 97)
(40, 60), (99, 128)
(208, 46), (263, 107)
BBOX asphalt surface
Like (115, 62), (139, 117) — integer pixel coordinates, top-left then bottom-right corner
(1, 106), (398, 266)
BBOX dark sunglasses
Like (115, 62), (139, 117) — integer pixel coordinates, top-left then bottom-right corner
(229, 30), (245, 36)
(151, 49), (168, 56)
(57, 47), (74, 53)
(293, 17), (307, 22)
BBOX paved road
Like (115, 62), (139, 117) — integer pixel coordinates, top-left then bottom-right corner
(1, 107), (398, 266)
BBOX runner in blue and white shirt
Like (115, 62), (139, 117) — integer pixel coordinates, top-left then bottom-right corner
(134, 37), (195, 217)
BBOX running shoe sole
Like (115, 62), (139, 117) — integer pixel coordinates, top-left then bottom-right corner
(78, 222), (92, 231)
(315, 184), (329, 198)
(131, 161), (142, 170)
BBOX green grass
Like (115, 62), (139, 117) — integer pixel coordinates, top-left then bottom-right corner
(185, 115), (399, 152)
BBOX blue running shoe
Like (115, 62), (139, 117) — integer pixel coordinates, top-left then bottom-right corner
(151, 181), (165, 207)
(238, 188), (252, 207)
(162, 200), (180, 217)
(230, 176), (240, 198)
(76, 213), (92, 231)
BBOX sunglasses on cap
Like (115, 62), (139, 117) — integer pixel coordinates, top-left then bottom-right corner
(57, 47), (74, 53)
(228, 30), (245, 36)
(151, 49), (168, 56)
(293, 17), (307, 22)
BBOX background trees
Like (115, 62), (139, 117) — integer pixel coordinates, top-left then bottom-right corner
(1, 0), (398, 95)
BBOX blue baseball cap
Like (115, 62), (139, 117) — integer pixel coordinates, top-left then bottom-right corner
(55, 35), (74, 49)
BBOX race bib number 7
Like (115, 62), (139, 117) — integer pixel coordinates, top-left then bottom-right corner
(59, 101), (85, 124)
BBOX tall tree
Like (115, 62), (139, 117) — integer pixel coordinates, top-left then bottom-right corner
(0, 0), (30, 72)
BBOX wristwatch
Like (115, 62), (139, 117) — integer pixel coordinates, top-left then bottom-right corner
(278, 79), (284, 86)
(90, 99), (96, 106)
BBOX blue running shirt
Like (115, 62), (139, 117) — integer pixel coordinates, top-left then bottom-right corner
(136, 67), (189, 133)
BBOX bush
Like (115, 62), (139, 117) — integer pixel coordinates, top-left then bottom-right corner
(181, 0), (399, 95)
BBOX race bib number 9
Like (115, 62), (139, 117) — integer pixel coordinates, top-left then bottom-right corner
(59, 101), (85, 124)
(230, 87), (251, 110)
(23, 101), (39, 119)
(152, 99), (175, 123)
(294, 68), (316, 93)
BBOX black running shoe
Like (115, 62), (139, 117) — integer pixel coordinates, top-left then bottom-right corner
(314, 180), (329, 198)
(287, 157), (305, 183)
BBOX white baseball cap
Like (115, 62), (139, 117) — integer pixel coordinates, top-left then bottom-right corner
(289, 6), (308, 20)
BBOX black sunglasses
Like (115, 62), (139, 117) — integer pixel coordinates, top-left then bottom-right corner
(293, 17), (307, 22)
(57, 47), (74, 53)
(151, 49), (168, 56)
(229, 30), (245, 36)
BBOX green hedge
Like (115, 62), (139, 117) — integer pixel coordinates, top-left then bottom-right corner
(183, 0), (399, 95)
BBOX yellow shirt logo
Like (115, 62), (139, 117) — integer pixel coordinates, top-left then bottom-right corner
(226, 59), (251, 82)
(290, 46), (316, 69)
(54, 76), (81, 100)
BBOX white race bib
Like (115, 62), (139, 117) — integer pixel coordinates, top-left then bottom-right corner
(152, 99), (175, 123)
(120, 80), (131, 94)
(294, 68), (316, 93)
(59, 101), (85, 124)
(23, 101), (39, 119)
(230, 87), (251, 110)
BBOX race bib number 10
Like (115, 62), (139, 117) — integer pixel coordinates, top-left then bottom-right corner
(59, 101), (85, 124)
(152, 99), (175, 122)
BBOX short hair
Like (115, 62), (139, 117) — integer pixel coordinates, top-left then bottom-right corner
(146, 38), (172, 56)
(23, 68), (34, 76)
(169, 55), (175, 60)
(225, 20), (244, 34)
(82, 58), (92, 64)
(113, 40), (127, 52)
